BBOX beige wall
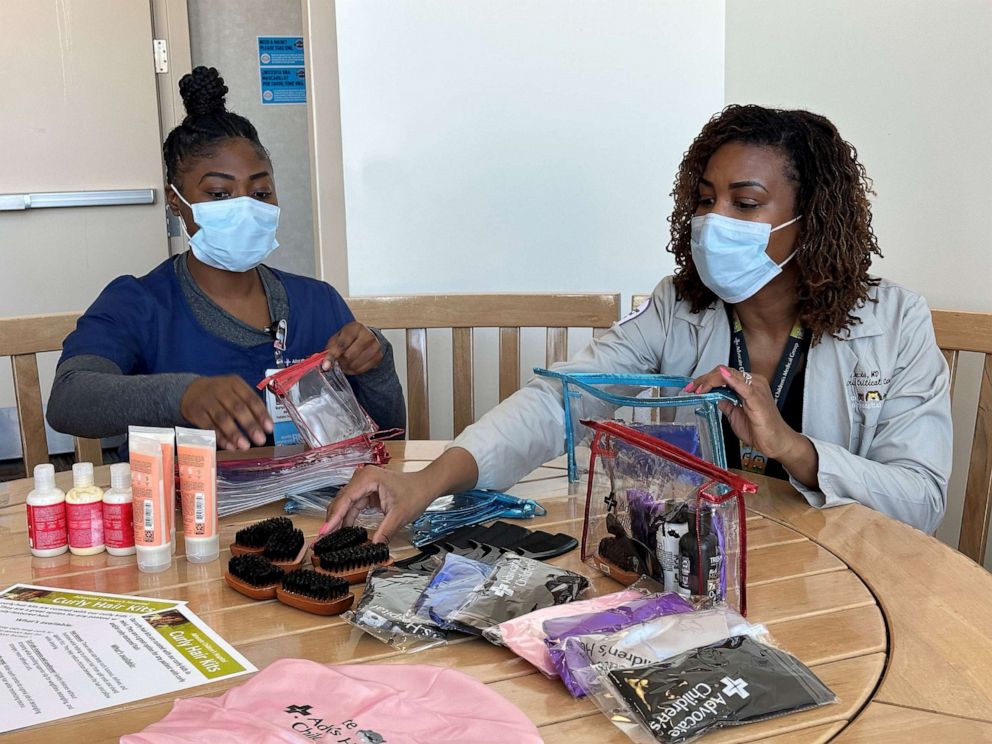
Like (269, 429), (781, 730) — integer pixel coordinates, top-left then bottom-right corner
(0, 2), (172, 456)
(726, 0), (992, 564)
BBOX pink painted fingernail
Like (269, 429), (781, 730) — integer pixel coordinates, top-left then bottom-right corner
(719, 366), (732, 379)
(683, 383), (695, 392)
(318, 522), (331, 536)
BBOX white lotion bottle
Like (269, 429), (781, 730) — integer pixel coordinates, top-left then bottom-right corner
(66, 462), (105, 556)
(26, 464), (68, 557)
(103, 463), (136, 557)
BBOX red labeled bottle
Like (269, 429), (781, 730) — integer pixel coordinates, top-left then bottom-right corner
(103, 463), (135, 556)
(26, 464), (68, 557)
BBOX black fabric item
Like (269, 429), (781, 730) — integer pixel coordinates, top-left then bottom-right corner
(431, 521), (578, 561)
(458, 543), (506, 564)
(440, 524), (494, 550)
(470, 521), (531, 548)
(607, 636), (834, 743)
(447, 553), (589, 632)
(488, 521), (533, 545)
(513, 531), (578, 560)
(393, 544), (442, 571)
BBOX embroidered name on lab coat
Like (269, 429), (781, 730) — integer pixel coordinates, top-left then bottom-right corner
(847, 368), (891, 409)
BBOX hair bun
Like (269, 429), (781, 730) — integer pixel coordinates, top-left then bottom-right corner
(179, 66), (229, 118)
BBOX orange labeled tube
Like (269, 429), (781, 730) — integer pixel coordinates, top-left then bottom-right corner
(129, 434), (172, 573)
(129, 426), (177, 554)
(176, 426), (218, 563)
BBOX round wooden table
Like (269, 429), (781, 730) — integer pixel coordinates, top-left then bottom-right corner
(1, 441), (991, 742)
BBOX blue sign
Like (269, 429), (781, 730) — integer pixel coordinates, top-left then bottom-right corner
(258, 36), (305, 67)
(258, 36), (306, 105)
(260, 67), (306, 104)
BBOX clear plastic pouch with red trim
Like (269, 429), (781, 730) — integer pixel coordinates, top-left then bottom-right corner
(258, 352), (377, 448)
(581, 420), (755, 615)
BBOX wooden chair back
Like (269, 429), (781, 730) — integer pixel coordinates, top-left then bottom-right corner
(631, 294), (651, 312)
(348, 293), (621, 439)
(0, 312), (103, 477)
(933, 310), (992, 565)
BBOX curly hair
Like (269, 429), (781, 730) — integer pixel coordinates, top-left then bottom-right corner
(163, 66), (269, 185)
(668, 104), (882, 342)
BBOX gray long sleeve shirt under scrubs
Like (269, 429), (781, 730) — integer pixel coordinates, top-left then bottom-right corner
(47, 254), (406, 439)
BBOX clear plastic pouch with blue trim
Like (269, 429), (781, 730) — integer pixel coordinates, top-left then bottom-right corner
(410, 490), (547, 547)
(533, 368), (736, 483)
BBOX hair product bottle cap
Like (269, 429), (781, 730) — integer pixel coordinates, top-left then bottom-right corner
(186, 535), (220, 564)
(33, 463), (56, 491)
(72, 462), (95, 488)
(137, 544), (172, 573)
(110, 463), (131, 491)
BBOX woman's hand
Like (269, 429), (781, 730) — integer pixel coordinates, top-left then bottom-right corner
(687, 365), (797, 462)
(322, 447), (481, 543)
(180, 375), (273, 450)
(322, 466), (436, 544)
(324, 321), (383, 375)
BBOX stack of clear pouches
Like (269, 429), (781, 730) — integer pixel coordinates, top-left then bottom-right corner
(259, 352), (376, 448)
(533, 368), (736, 483)
(217, 438), (389, 516)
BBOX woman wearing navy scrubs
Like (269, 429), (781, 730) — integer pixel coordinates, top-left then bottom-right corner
(47, 67), (405, 450)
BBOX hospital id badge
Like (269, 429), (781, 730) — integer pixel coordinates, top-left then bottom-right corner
(264, 367), (303, 446)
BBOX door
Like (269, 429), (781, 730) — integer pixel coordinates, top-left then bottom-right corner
(0, 1), (171, 460)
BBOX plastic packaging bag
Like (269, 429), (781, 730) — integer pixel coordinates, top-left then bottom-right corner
(534, 368), (736, 482)
(343, 566), (448, 652)
(258, 353), (377, 448)
(582, 420), (756, 614)
(414, 552), (497, 634)
(483, 589), (643, 675)
(543, 592), (694, 696)
(588, 635), (836, 743)
(558, 608), (765, 699)
(445, 553), (589, 633)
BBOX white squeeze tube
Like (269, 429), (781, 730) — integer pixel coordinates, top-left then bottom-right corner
(175, 426), (218, 563)
(129, 434), (172, 573)
(129, 426), (177, 553)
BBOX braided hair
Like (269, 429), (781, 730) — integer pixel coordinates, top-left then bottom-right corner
(668, 104), (882, 343)
(163, 66), (269, 185)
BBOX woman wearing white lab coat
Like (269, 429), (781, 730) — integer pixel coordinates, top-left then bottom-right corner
(324, 104), (952, 540)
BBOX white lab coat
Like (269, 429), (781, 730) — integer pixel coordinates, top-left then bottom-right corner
(451, 276), (952, 534)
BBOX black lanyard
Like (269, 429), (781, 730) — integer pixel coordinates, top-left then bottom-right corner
(729, 311), (806, 474)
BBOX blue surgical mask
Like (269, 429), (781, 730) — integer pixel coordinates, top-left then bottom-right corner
(170, 185), (280, 273)
(690, 213), (802, 304)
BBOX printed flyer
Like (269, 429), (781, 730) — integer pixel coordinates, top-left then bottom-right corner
(0, 584), (255, 734)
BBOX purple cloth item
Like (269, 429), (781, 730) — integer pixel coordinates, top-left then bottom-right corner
(543, 592), (693, 697)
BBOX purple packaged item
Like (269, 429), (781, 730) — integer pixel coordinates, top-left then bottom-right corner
(627, 488), (668, 575)
(543, 592), (693, 697)
(483, 589), (643, 676)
